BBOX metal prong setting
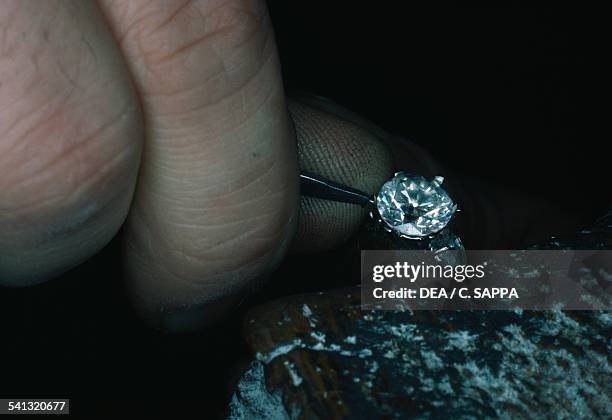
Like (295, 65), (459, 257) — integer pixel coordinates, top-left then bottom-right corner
(369, 208), (428, 241)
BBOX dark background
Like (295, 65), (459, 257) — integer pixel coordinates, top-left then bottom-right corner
(0, 5), (607, 418)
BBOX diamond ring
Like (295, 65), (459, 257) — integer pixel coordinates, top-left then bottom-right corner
(299, 171), (463, 251)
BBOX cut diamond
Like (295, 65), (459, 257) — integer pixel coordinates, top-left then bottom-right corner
(375, 173), (457, 238)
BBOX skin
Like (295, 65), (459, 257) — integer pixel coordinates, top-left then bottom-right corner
(0, 0), (582, 331)
(0, 0), (393, 330)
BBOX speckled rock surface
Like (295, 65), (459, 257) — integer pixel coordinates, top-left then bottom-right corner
(231, 291), (610, 419)
(228, 209), (612, 419)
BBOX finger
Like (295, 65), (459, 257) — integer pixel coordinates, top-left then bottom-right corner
(99, 0), (298, 329)
(288, 99), (393, 253)
(293, 97), (581, 248)
(0, 0), (143, 286)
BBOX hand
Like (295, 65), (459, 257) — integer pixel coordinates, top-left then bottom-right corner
(0, 0), (579, 331)
(0, 0), (396, 330)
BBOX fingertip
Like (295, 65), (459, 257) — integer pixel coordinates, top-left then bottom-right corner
(288, 99), (393, 253)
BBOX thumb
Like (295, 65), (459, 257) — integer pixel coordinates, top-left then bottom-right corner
(288, 98), (394, 253)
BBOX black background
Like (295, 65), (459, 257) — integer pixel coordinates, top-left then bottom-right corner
(0, 4), (607, 418)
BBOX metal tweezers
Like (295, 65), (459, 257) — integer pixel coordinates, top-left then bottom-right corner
(299, 171), (373, 206)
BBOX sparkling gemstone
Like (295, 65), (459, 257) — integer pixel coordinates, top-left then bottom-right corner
(375, 173), (457, 238)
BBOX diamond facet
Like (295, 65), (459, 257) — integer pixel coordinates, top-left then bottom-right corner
(375, 173), (457, 238)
